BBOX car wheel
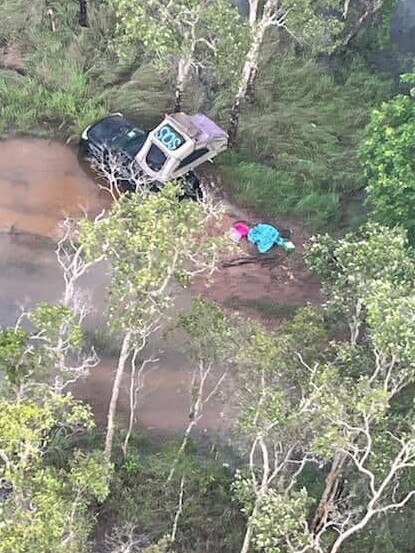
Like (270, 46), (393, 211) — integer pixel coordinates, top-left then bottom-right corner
(181, 172), (203, 201)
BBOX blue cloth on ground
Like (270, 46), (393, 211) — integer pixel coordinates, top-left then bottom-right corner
(248, 224), (285, 253)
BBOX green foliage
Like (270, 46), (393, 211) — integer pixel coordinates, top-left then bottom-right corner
(0, 0), (44, 45)
(218, 151), (341, 229)
(360, 74), (415, 240)
(101, 440), (244, 553)
(181, 276), (415, 552)
(0, 303), (92, 393)
(250, 489), (315, 553)
(193, 302), (329, 445)
(236, 55), (390, 192)
(305, 222), (415, 315)
(103, 63), (178, 129)
(217, 56), (392, 229)
(306, 223), (415, 399)
(79, 184), (230, 335)
(112, 0), (248, 87)
(0, 392), (112, 553)
(69, 450), (112, 502)
(30, 303), (83, 349)
(0, 327), (43, 387)
(267, 0), (345, 55)
(366, 280), (415, 364)
(176, 297), (236, 364)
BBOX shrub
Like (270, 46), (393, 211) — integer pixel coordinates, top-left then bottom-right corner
(100, 439), (244, 553)
(360, 74), (415, 241)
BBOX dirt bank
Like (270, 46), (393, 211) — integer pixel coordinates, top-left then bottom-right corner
(192, 207), (321, 328)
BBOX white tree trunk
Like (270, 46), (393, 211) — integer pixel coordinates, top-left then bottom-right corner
(240, 499), (260, 553)
(105, 331), (132, 458)
(228, 21), (266, 144)
(174, 54), (193, 112)
(122, 350), (158, 458)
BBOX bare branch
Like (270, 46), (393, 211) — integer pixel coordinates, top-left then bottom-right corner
(171, 476), (185, 542)
(167, 359), (227, 484)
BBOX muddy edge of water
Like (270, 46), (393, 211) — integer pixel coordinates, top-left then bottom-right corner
(0, 137), (321, 436)
(0, 138), (227, 436)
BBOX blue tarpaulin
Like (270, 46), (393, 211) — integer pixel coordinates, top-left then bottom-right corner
(248, 224), (286, 253)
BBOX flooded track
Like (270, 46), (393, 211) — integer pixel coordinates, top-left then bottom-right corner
(0, 139), (107, 237)
(0, 138), (225, 436)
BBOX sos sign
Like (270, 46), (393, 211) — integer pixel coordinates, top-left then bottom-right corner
(155, 125), (185, 151)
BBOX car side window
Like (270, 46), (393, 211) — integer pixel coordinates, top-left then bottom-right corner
(177, 148), (209, 170)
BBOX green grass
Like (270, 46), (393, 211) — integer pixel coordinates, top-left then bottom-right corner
(238, 55), (392, 194)
(215, 54), (392, 230)
(219, 151), (341, 229)
(0, 73), (106, 137)
(0, 0), (110, 137)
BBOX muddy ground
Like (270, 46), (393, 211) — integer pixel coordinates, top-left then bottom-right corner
(0, 138), (320, 436)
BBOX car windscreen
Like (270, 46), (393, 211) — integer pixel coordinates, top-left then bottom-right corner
(146, 144), (167, 172)
(113, 128), (147, 158)
(88, 116), (135, 144)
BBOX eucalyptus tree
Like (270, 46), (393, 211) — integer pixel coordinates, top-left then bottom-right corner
(0, 322), (112, 553)
(79, 183), (229, 458)
(112, 0), (248, 111)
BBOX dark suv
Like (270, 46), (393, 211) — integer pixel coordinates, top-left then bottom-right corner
(80, 112), (228, 200)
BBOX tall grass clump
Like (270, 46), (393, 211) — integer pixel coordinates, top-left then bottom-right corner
(219, 151), (341, 229)
(216, 55), (391, 229)
(0, 71), (106, 137)
(0, 0), (110, 136)
(237, 55), (392, 195)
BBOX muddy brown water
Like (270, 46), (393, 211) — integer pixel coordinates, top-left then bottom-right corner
(0, 139), (108, 236)
(0, 138), (225, 436)
(0, 137), (320, 437)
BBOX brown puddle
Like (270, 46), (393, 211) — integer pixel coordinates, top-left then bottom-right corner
(73, 353), (226, 437)
(0, 138), (108, 237)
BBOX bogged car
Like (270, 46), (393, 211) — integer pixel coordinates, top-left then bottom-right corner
(79, 112), (228, 200)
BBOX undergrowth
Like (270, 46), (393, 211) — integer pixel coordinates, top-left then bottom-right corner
(217, 54), (392, 229)
(99, 438), (244, 553)
(0, 0), (109, 136)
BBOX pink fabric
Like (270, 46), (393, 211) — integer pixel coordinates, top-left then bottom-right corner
(233, 223), (250, 237)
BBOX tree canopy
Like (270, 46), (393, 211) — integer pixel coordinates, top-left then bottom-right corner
(360, 74), (415, 241)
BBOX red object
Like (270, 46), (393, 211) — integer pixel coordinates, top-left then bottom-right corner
(233, 222), (250, 237)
